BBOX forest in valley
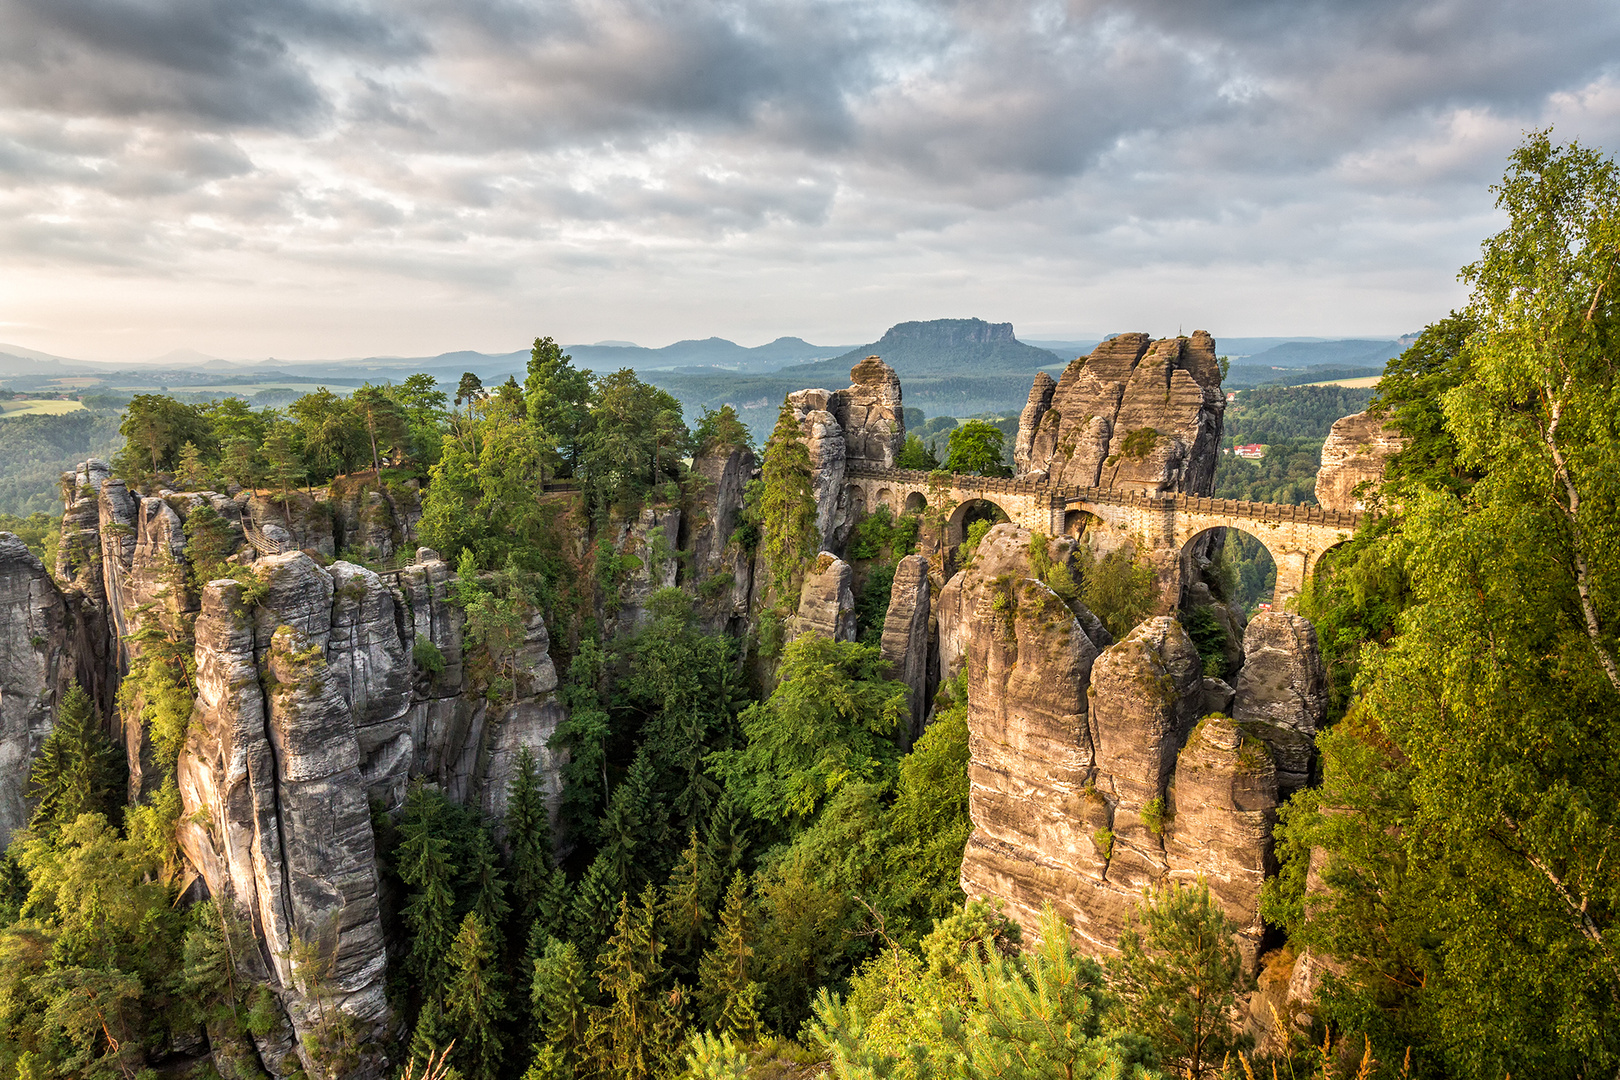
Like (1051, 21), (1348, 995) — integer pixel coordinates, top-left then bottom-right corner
(1, 133), (1617, 1080)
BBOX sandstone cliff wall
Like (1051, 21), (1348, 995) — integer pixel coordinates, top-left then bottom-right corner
(787, 355), (906, 550)
(0, 463), (574, 1077)
(1315, 410), (1407, 512)
(0, 535), (73, 846)
(1014, 331), (1225, 496)
(956, 523), (1288, 970)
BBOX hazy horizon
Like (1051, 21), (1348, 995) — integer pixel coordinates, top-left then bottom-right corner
(3, 0), (1616, 362)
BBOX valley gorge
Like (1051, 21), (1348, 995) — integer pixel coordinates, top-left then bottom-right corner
(0, 337), (1403, 1076)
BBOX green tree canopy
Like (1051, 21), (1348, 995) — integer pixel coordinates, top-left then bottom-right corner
(945, 419), (1009, 476)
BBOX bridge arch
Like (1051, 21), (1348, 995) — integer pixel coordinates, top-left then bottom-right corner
(1179, 525), (1280, 613)
(904, 490), (928, 514)
(1063, 508), (1102, 538)
(948, 497), (1011, 547)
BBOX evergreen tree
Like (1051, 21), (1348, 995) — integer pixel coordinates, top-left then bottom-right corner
(568, 853), (625, 960)
(445, 912), (505, 1080)
(531, 865), (573, 946)
(530, 935), (591, 1072)
(505, 746), (553, 928)
(660, 831), (720, 979)
(175, 440), (209, 490)
(407, 995), (463, 1080)
(696, 872), (763, 1043)
(220, 438), (262, 491)
(398, 786), (459, 994)
(756, 402), (820, 595)
(701, 793), (752, 887)
(1108, 880), (1248, 1078)
(28, 683), (122, 839)
(585, 886), (684, 1080)
(597, 749), (667, 893)
(524, 337), (594, 476)
(464, 825), (510, 934)
(260, 425), (305, 524)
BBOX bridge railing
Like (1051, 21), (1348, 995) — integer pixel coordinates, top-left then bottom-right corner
(845, 465), (1362, 530)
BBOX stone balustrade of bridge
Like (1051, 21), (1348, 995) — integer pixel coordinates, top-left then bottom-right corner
(843, 465), (1362, 609)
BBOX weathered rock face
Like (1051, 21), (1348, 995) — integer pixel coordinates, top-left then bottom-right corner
(790, 553), (856, 642)
(327, 561), (415, 801)
(178, 575), (389, 1080)
(956, 526), (1110, 945)
(0, 534), (71, 847)
(785, 388), (850, 551)
(475, 607), (567, 825)
(879, 554), (932, 742)
(1016, 331), (1225, 496)
(1233, 612), (1326, 794)
(332, 482), (414, 560)
(1013, 371), (1057, 475)
(685, 446), (758, 632)
(1315, 411), (1407, 512)
(609, 505), (683, 635)
(56, 460), (118, 710)
(957, 524), (1283, 970)
(1163, 714), (1279, 966)
(244, 491), (336, 556)
(788, 356), (906, 550)
(935, 570), (968, 684)
(839, 355), (906, 469)
(176, 545), (570, 1076)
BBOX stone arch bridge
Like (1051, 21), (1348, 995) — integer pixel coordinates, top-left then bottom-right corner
(844, 465), (1362, 609)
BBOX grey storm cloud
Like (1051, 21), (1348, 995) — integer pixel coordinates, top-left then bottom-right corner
(2, 0), (1620, 337)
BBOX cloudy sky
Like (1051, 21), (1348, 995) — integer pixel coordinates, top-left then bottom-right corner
(2, 0), (1618, 361)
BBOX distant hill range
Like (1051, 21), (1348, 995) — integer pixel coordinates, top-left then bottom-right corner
(0, 326), (1411, 439)
(564, 336), (848, 373)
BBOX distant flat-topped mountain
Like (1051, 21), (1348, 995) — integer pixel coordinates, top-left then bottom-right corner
(774, 318), (1062, 381)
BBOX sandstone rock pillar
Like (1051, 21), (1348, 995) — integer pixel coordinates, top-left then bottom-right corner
(0, 534), (70, 846)
(879, 554), (932, 742)
(1233, 612), (1326, 795)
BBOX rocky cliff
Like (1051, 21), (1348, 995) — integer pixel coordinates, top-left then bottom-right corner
(0, 535), (73, 846)
(0, 462), (572, 1077)
(955, 523), (1289, 970)
(879, 554), (933, 743)
(1014, 331), (1225, 495)
(178, 573), (390, 1079)
(1315, 410), (1407, 512)
(786, 356), (906, 550)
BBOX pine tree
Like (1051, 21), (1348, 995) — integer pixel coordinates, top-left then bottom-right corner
(585, 886), (684, 1080)
(445, 912), (505, 1080)
(398, 786), (459, 994)
(465, 826), (510, 934)
(568, 853), (624, 961)
(533, 865), (573, 945)
(696, 872), (763, 1043)
(701, 793), (752, 887)
(220, 438), (262, 491)
(176, 440), (209, 490)
(661, 830), (719, 980)
(407, 995), (463, 1080)
(260, 426), (305, 524)
(29, 683), (122, 839)
(598, 750), (661, 893)
(505, 746), (552, 927)
(1108, 880), (1247, 1078)
(757, 402), (820, 595)
(530, 935), (590, 1071)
